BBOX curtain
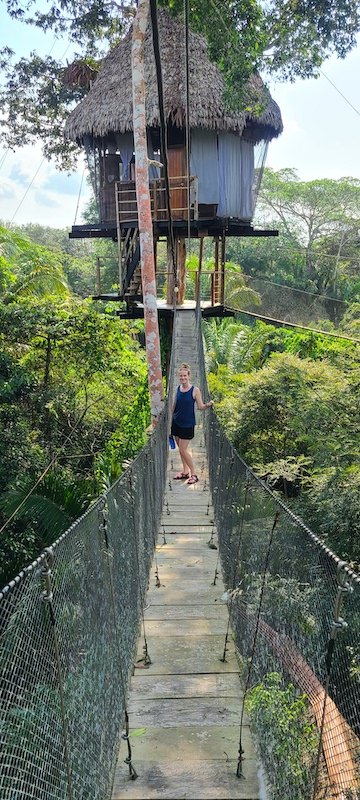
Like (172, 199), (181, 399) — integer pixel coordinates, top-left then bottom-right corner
(217, 132), (242, 217)
(147, 131), (160, 180)
(239, 139), (254, 219)
(218, 133), (255, 219)
(115, 132), (134, 180)
(190, 129), (219, 204)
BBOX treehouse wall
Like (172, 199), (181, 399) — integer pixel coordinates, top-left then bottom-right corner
(90, 127), (257, 225)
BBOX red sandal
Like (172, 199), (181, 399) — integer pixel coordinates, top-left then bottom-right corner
(173, 472), (190, 480)
(187, 474), (198, 485)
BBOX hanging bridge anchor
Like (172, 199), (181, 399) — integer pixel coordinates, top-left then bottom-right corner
(220, 631), (229, 663)
(136, 641), (152, 668)
(121, 714), (138, 782)
(154, 565), (161, 588)
(236, 745), (245, 779)
(208, 524), (217, 551)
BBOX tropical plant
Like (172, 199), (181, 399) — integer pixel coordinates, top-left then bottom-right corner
(0, 226), (69, 300)
(245, 672), (319, 800)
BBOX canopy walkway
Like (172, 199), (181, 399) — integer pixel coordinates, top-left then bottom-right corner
(1, 308), (359, 800)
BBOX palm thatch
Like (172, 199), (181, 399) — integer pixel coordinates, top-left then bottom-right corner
(62, 60), (98, 90)
(65, 9), (282, 143)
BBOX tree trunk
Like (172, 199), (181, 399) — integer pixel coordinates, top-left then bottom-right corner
(132, 0), (163, 421)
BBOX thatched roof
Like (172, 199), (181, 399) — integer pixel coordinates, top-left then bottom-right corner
(65, 10), (282, 143)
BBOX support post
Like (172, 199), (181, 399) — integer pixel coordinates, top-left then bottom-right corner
(95, 257), (101, 295)
(166, 237), (175, 305)
(214, 236), (219, 304)
(132, 0), (163, 421)
(220, 235), (226, 306)
(177, 238), (186, 305)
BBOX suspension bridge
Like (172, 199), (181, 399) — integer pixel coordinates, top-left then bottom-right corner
(1, 307), (359, 800)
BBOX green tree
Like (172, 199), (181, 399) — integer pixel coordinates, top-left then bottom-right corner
(205, 319), (360, 564)
(0, 296), (150, 584)
(1, 1), (360, 166)
(245, 673), (318, 800)
(255, 169), (360, 295)
(0, 226), (69, 299)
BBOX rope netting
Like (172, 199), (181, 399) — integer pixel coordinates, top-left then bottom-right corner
(196, 307), (360, 799)
(225, 273), (349, 331)
(0, 393), (171, 799)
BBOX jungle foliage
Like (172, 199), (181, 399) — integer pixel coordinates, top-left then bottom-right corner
(0, 225), (150, 587)
(227, 169), (360, 300)
(245, 673), (319, 800)
(205, 317), (360, 568)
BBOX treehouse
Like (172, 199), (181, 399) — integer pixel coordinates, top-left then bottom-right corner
(65, 9), (283, 307)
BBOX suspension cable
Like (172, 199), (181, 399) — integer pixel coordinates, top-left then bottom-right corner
(225, 304), (360, 344)
(184, 0), (191, 253)
(149, 0), (177, 289)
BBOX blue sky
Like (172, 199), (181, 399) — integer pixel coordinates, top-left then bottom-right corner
(0, 6), (359, 229)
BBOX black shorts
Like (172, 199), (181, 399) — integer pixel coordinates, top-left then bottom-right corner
(171, 421), (195, 440)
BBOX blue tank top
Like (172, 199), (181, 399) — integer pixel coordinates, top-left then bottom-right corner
(173, 385), (196, 428)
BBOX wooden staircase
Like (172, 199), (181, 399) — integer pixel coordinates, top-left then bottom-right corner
(121, 227), (142, 299)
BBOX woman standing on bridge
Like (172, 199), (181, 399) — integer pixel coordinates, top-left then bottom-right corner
(171, 363), (213, 485)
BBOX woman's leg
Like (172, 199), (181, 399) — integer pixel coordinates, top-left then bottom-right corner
(178, 438), (195, 477)
(173, 436), (189, 478)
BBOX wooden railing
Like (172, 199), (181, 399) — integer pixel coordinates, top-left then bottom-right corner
(115, 176), (199, 224)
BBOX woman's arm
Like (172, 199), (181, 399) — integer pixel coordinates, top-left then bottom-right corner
(194, 386), (213, 411)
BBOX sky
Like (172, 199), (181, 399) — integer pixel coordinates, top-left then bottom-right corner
(0, 6), (359, 229)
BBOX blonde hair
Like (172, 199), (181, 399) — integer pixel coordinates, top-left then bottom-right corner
(179, 362), (191, 374)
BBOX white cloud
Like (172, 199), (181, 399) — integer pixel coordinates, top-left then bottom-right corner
(0, 144), (91, 228)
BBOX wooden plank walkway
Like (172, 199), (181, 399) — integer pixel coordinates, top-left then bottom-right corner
(112, 310), (260, 800)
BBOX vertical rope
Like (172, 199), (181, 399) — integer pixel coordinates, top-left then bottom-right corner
(236, 510), (280, 778)
(41, 549), (74, 800)
(220, 471), (248, 662)
(98, 498), (138, 780)
(145, 451), (162, 587)
(149, 0), (177, 288)
(128, 470), (152, 666)
(184, 0), (191, 254)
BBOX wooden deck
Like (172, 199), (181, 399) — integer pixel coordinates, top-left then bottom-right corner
(112, 310), (260, 799)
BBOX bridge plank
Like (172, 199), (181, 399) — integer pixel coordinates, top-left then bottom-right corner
(129, 674), (243, 700)
(145, 583), (227, 606)
(117, 725), (255, 762)
(112, 759), (259, 799)
(144, 604), (227, 620)
(143, 618), (227, 635)
(128, 697), (246, 727)
(135, 635), (238, 674)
